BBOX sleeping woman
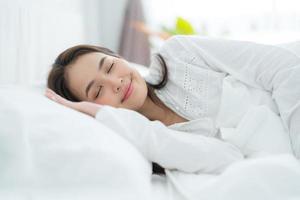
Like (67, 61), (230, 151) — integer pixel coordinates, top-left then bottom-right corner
(45, 35), (300, 174)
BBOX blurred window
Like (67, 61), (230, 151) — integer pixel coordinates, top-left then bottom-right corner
(143, 0), (300, 44)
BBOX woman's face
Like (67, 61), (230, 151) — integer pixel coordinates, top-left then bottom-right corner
(66, 52), (148, 111)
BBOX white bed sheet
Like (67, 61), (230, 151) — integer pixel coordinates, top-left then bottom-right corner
(152, 155), (300, 200)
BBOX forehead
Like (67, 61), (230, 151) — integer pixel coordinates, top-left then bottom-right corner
(66, 52), (107, 99)
(73, 52), (106, 67)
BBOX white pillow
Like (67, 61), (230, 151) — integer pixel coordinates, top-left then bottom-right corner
(0, 85), (152, 199)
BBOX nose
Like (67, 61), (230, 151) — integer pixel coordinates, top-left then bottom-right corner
(109, 77), (124, 93)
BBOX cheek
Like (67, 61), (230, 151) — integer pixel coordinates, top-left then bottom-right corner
(132, 78), (147, 103)
(94, 92), (118, 106)
(94, 97), (110, 106)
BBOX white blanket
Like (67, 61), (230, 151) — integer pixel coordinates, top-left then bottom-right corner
(162, 155), (300, 200)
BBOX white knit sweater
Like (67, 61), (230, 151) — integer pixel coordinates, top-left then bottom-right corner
(145, 35), (294, 138)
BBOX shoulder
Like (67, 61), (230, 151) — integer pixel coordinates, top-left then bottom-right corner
(156, 35), (191, 60)
(145, 36), (186, 85)
(160, 35), (211, 49)
(158, 35), (216, 58)
(145, 36), (210, 84)
(160, 35), (188, 51)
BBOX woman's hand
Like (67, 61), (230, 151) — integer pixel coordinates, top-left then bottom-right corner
(45, 88), (102, 117)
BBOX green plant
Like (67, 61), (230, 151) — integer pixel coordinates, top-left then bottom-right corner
(162, 17), (196, 35)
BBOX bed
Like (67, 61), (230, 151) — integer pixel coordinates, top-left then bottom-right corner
(0, 42), (300, 200)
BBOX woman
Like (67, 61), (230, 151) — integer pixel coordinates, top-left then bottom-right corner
(45, 35), (300, 174)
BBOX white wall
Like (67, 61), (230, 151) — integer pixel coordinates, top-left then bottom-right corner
(0, 0), (127, 85)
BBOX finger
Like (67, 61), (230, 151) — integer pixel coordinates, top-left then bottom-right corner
(45, 94), (57, 102)
(45, 88), (57, 97)
(45, 89), (56, 98)
(45, 91), (58, 102)
(54, 95), (68, 105)
(45, 90), (63, 103)
(45, 88), (77, 109)
(45, 88), (54, 93)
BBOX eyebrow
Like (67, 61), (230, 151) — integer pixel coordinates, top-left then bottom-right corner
(85, 56), (107, 98)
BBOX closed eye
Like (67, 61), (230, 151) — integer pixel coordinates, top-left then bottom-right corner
(95, 62), (114, 99)
(95, 86), (102, 99)
(107, 62), (114, 73)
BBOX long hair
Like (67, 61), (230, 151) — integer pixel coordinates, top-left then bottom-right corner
(47, 44), (168, 175)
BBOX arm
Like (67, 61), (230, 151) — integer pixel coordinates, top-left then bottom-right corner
(95, 106), (244, 174)
(165, 35), (300, 91)
(45, 88), (243, 173)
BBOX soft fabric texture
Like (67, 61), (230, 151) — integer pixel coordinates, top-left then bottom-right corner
(145, 35), (300, 157)
(1, 85), (299, 200)
(95, 105), (243, 174)
(0, 85), (152, 200)
(1, 38), (300, 199)
(164, 154), (300, 200)
(221, 105), (292, 157)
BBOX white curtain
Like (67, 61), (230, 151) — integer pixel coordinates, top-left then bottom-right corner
(0, 0), (86, 85)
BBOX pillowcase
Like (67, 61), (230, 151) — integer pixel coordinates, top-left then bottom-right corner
(0, 84), (152, 199)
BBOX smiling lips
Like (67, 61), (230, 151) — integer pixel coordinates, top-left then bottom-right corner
(122, 80), (133, 102)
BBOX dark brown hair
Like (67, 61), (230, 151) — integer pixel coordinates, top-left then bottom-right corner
(47, 44), (168, 175)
